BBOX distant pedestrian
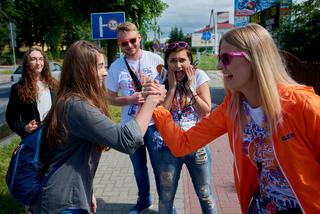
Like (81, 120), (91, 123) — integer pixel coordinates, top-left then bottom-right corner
(6, 47), (58, 138)
(150, 24), (320, 213)
(105, 22), (164, 214)
(29, 40), (165, 214)
(145, 41), (217, 213)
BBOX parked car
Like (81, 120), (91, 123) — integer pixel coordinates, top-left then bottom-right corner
(10, 62), (61, 83)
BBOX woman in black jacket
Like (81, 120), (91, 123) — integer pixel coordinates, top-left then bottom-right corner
(6, 47), (58, 138)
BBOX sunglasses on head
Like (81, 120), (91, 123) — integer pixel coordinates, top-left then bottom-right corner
(218, 51), (245, 66)
(166, 41), (188, 50)
(120, 38), (137, 47)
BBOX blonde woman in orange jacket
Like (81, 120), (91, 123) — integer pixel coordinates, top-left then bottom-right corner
(146, 24), (320, 213)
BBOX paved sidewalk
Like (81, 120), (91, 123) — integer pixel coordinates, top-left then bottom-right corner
(93, 71), (241, 213)
(93, 134), (240, 214)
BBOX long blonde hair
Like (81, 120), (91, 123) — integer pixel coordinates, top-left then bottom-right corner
(221, 24), (298, 132)
(45, 40), (110, 149)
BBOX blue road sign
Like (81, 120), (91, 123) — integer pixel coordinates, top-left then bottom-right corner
(202, 31), (212, 41)
(91, 12), (125, 40)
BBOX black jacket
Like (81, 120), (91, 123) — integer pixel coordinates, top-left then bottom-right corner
(6, 83), (55, 138)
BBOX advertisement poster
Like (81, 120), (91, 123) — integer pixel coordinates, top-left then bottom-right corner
(235, 0), (292, 16)
(217, 11), (230, 24)
(191, 32), (215, 47)
(234, 16), (250, 27)
(234, 0), (277, 16)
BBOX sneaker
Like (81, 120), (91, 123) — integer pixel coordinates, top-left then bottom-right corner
(128, 198), (152, 214)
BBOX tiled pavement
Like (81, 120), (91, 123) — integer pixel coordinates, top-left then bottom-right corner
(93, 134), (241, 214)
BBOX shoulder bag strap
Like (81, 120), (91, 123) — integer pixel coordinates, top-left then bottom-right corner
(124, 58), (142, 92)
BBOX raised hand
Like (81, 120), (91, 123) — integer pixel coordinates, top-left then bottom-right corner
(168, 68), (177, 91)
(24, 119), (38, 133)
(184, 65), (195, 89)
(142, 79), (163, 98)
(131, 92), (145, 104)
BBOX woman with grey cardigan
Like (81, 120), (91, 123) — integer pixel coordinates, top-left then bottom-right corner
(29, 40), (165, 214)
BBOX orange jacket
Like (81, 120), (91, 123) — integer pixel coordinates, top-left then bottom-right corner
(153, 85), (320, 213)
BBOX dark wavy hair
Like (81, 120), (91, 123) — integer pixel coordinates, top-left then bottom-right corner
(17, 47), (58, 104)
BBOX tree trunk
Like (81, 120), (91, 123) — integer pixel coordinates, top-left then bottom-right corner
(106, 40), (119, 66)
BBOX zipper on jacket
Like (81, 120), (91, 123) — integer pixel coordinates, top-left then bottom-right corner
(271, 141), (305, 214)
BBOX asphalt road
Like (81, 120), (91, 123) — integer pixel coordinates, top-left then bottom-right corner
(0, 82), (12, 124)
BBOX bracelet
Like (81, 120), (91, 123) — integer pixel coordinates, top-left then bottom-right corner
(190, 94), (198, 105)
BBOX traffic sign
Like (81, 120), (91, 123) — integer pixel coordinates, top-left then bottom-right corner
(91, 12), (125, 40)
(202, 31), (212, 41)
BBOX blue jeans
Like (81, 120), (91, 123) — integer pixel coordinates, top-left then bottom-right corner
(58, 209), (89, 214)
(129, 129), (153, 203)
(145, 125), (217, 214)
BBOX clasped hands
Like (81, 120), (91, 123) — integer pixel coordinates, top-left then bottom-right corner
(141, 80), (166, 105)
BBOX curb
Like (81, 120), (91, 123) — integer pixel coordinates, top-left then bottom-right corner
(0, 133), (18, 147)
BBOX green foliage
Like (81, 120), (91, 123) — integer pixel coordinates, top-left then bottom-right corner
(143, 40), (154, 51)
(0, 137), (24, 214)
(0, 0), (17, 55)
(0, 123), (13, 139)
(109, 105), (121, 123)
(279, 0), (320, 61)
(0, 0), (168, 62)
(167, 27), (191, 44)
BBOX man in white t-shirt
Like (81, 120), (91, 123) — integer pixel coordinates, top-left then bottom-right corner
(105, 22), (163, 214)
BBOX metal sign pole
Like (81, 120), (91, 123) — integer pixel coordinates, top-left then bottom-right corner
(9, 22), (16, 67)
(214, 11), (218, 55)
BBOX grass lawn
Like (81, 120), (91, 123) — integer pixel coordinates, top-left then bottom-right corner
(0, 70), (13, 75)
(0, 105), (121, 213)
(0, 137), (24, 214)
(193, 54), (218, 71)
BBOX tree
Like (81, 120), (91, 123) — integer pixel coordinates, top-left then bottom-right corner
(168, 27), (183, 43)
(167, 27), (191, 45)
(3, 0), (168, 64)
(68, 0), (168, 64)
(279, 0), (320, 61)
(0, 0), (17, 56)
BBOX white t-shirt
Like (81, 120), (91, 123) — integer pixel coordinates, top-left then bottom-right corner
(106, 50), (164, 125)
(37, 81), (52, 121)
(172, 69), (210, 130)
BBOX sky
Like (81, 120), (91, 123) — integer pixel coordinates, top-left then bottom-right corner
(149, 0), (234, 42)
(149, 0), (304, 42)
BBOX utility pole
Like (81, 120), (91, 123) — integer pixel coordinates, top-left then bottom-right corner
(214, 11), (218, 55)
(209, 9), (218, 55)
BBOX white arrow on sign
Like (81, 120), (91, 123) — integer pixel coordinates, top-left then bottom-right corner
(99, 16), (109, 37)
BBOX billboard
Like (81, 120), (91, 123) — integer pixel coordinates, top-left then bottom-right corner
(217, 11), (230, 24)
(234, 0), (292, 16)
(250, 4), (280, 33)
(191, 32), (215, 47)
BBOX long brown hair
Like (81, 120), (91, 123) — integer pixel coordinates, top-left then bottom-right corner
(45, 40), (110, 149)
(17, 47), (58, 103)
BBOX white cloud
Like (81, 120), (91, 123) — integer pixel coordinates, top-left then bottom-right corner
(149, 0), (234, 42)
